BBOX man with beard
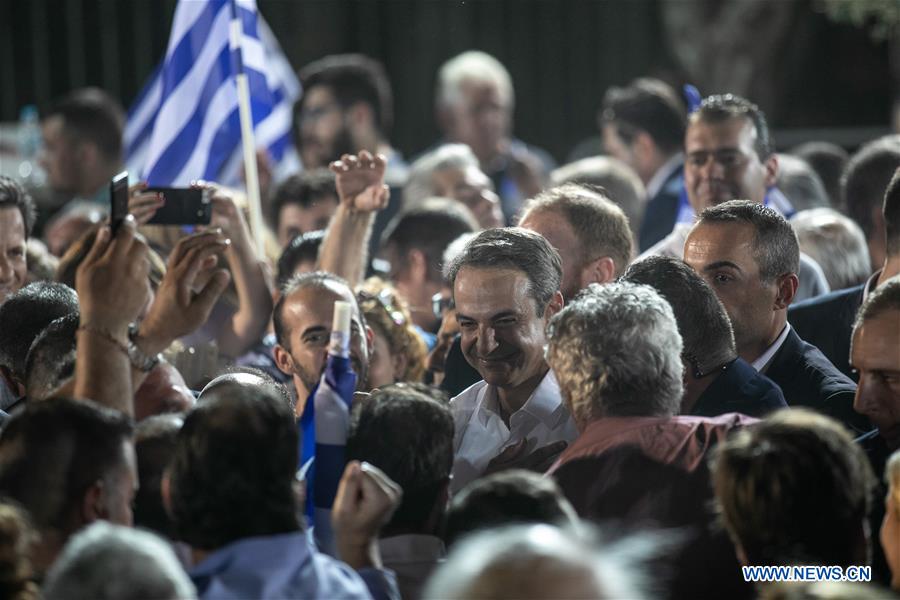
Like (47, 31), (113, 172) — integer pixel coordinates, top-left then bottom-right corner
(293, 54), (407, 254)
(274, 271), (373, 414)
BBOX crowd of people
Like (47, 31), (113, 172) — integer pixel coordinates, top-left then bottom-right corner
(0, 48), (899, 599)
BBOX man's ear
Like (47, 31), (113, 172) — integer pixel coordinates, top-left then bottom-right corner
(544, 290), (565, 321)
(81, 479), (107, 525)
(773, 273), (799, 310)
(273, 343), (294, 376)
(763, 153), (779, 188)
(580, 256), (617, 287)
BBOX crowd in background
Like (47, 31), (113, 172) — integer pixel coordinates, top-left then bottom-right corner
(0, 48), (900, 599)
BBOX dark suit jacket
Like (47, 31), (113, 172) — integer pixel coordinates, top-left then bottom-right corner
(764, 328), (869, 434)
(690, 357), (787, 418)
(788, 283), (865, 380)
(638, 164), (683, 252)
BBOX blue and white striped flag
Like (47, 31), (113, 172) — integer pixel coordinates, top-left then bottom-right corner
(124, 0), (300, 187)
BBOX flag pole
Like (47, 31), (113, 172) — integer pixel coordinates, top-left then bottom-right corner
(230, 0), (266, 258)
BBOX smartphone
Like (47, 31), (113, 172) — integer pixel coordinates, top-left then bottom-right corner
(144, 187), (212, 226)
(109, 171), (129, 235)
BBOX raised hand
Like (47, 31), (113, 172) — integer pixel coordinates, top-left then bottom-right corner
(75, 216), (151, 340)
(332, 460), (402, 569)
(135, 230), (232, 356)
(329, 151), (390, 213)
(128, 182), (165, 225)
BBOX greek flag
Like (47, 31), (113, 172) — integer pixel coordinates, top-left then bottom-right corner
(124, 0), (300, 187)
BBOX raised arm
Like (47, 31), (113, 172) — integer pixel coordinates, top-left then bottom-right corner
(204, 184), (274, 358)
(317, 151), (389, 286)
(74, 217), (150, 415)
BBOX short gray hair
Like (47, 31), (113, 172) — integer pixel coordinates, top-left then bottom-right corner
(423, 524), (647, 600)
(791, 208), (871, 291)
(436, 51), (514, 109)
(43, 522), (196, 599)
(547, 282), (683, 424)
(404, 143), (481, 210)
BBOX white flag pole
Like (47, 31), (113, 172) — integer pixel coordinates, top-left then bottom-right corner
(229, 3), (266, 258)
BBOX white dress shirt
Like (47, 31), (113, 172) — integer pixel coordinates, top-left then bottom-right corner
(449, 370), (577, 494)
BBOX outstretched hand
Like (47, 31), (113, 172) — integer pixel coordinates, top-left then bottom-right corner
(484, 438), (568, 475)
(329, 151), (390, 213)
(135, 230), (232, 355)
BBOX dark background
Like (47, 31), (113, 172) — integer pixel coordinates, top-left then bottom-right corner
(0, 0), (892, 163)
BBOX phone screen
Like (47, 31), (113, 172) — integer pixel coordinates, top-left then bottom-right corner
(144, 187), (212, 226)
(109, 171), (129, 235)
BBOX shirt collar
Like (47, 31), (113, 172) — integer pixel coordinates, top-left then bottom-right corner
(751, 323), (792, 372)
(645, 153), (683, 199)
(862, 269), (882, 303)
(476, 370), (564, 428)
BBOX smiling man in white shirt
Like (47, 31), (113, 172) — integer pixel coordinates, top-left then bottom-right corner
(445, 228), (576, 493)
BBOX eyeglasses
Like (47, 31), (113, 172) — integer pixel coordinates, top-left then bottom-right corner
(358, 289), (406, 327)
(432, 292), (453, 320)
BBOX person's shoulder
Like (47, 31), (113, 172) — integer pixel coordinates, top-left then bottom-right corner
(449, 380), (488, 408)
(790, 282), (865, 315)
(307, 551), (376, 599)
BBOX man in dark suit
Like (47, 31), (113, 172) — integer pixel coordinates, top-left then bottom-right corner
(600, 78), (686, 251)
(684, 200), (869, 434)
(790, 150), (900, 379)
(623, 255), (786, 418)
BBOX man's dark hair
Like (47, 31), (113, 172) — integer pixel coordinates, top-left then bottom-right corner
(346, 384), (453, 535)
(710, 409), (874, 567)
(167, 381), (300, 551)
(842, 135), (900, 241)
(446, 227), (563, 315)
(0, 282), (79, 381)
(270, 170), (338, 230)
(853, 277), (900, 331)
(0, 176), (37, 239)
(134, 414), (183, 538)
(692, 94), (773, 160)
(381, 197), (478, 284)
(273, 271), (359, 349)
(790, 141), (849, 209)
(697, 200), (800, 282)
(0, 398), (134, 535)
(276, 230), (325, 288)
(25, 312), (79, 401)
(444, 470), (576, 547)
(296, 54), (393, 139)
(601, 78), (686, 154)
(42, 88), (125, 162)
(881, 167), (900, 256)
(622, 256), (736, 374)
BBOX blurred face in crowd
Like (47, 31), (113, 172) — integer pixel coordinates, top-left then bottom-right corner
(444, 79), (511, 165)
(851, 309), (900, 450)
(431, 166), (504, 229)
(274, 282), (372, 407)
(103, 441), (138, 527)
(519, 209), (585, 301)
(0, 206), (27, 303)
(297, 85), (356, 169)
(277, 195), (339, 248)
(684, 116), (776, 212)
(684, 221), (780, 361)
(40, 115), (82, 195)
(454, 266), (561, 392)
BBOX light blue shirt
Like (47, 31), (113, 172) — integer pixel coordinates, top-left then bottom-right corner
(189, 531), (398, 600)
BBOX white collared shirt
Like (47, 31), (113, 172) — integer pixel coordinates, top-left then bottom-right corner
(449, 370), (577, 494)
(752, 323), (792, 373)
(645, 153), (683, 200)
